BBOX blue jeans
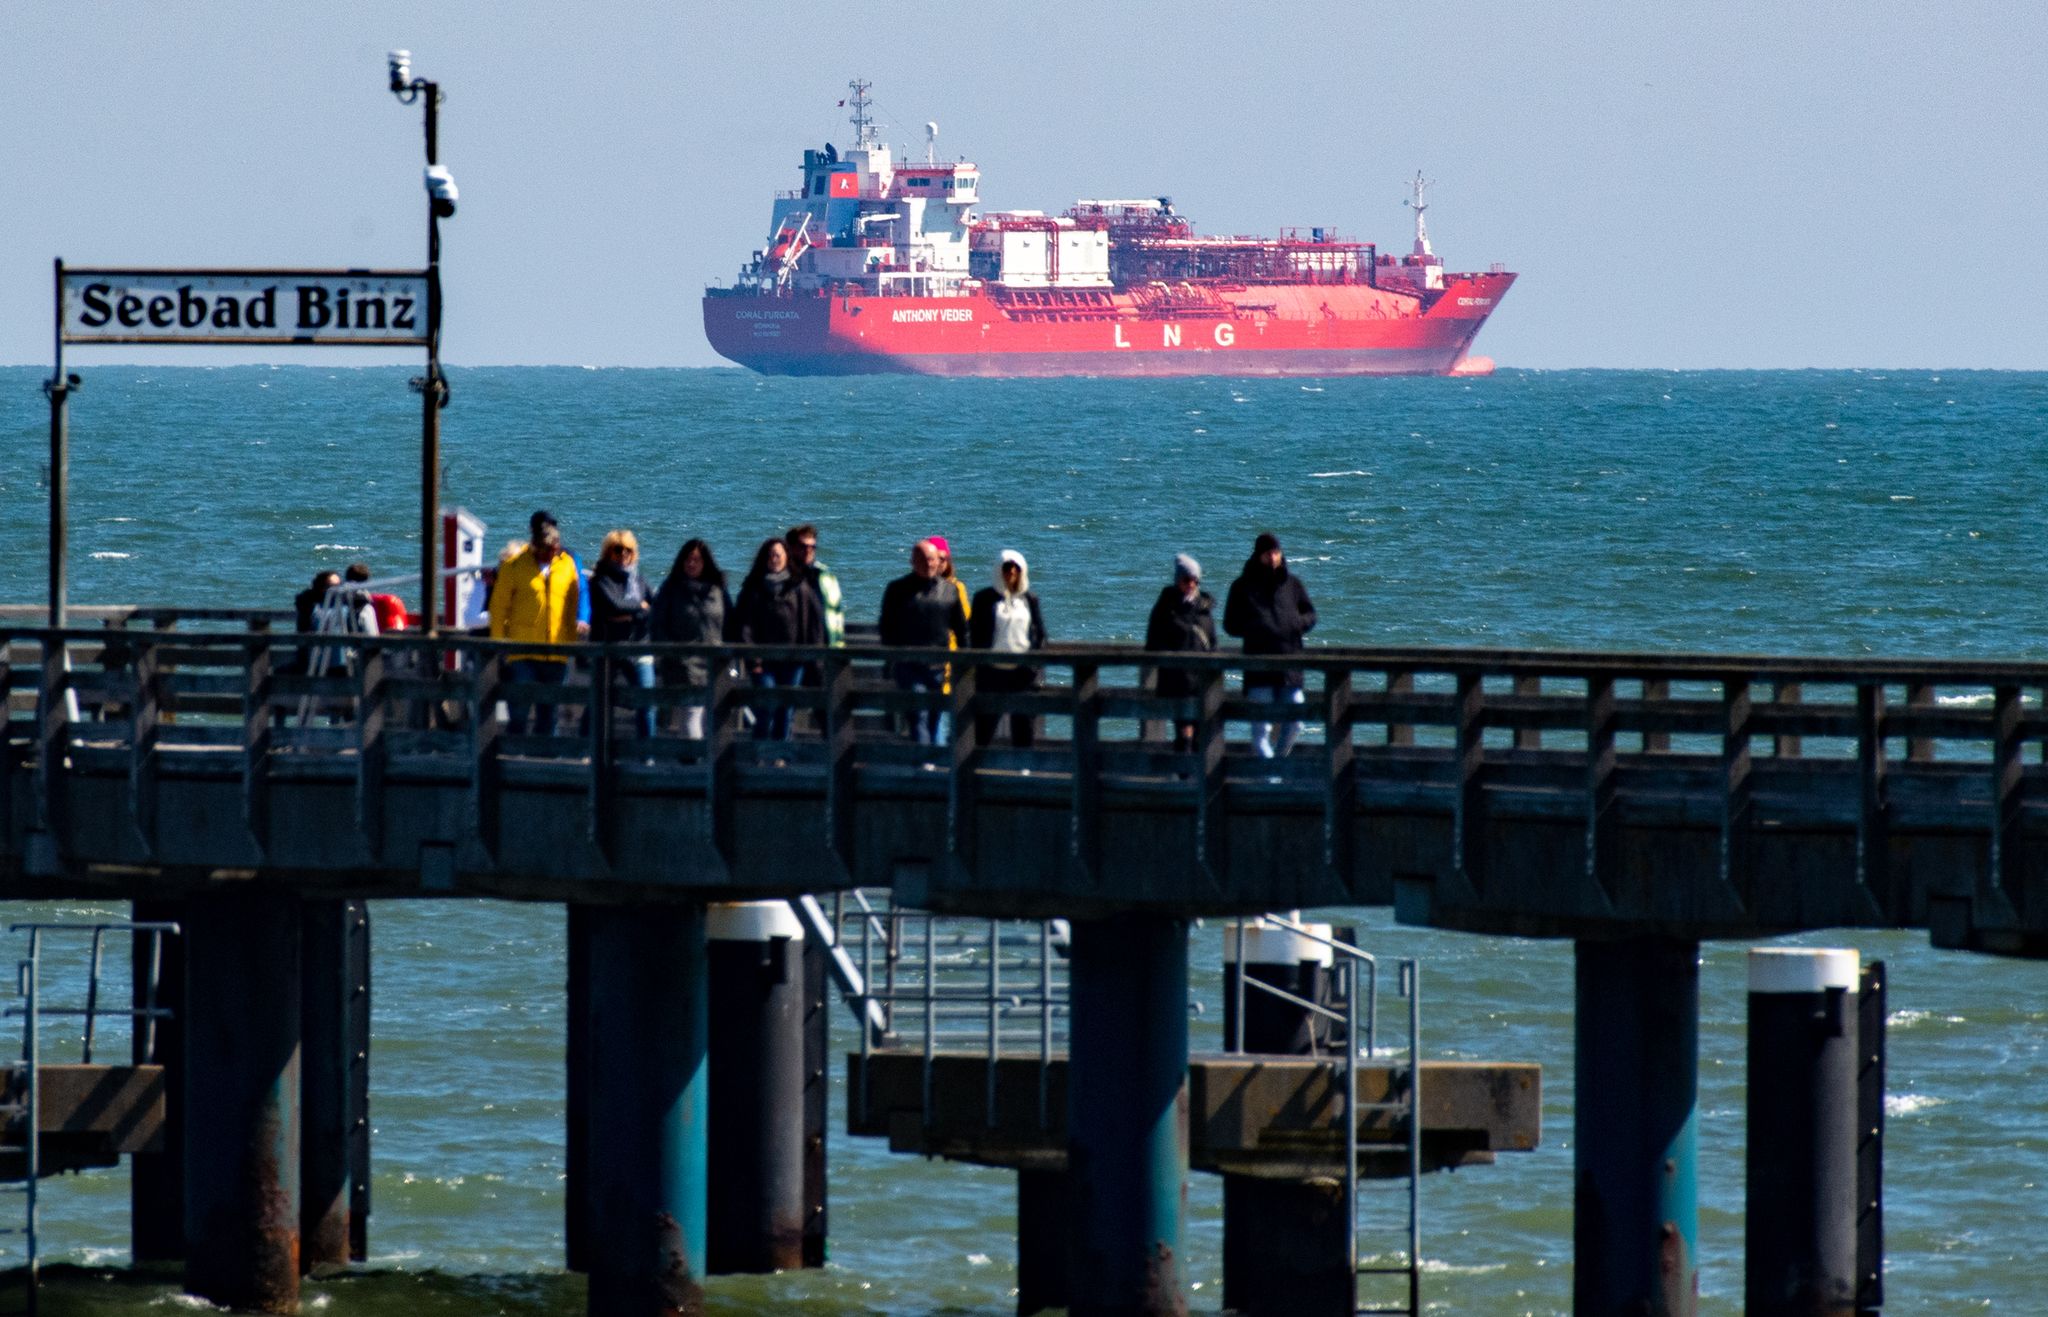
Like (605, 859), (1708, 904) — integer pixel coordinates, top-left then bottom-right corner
(507, 658), (568, 736)
(623, 655), (657, 740)
(1248, 684), (1305, 759)
(752, 662), (805, 741)
(894, 662), (946, 745)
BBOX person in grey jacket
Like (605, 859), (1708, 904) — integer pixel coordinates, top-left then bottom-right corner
(650, 538), (730, 739)
(1145, 553), (1217, 751)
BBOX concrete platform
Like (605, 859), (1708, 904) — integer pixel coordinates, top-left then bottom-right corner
(848, 1050), (1539, 1178)
(0, 1063), (165, 1178)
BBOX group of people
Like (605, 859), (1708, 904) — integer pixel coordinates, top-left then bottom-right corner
(302, 512), (1322, 759)
(480, 511), (850, 740)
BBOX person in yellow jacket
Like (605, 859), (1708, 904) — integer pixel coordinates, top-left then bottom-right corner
(488, 510), (584, 735)
(929, 535), (972, 744)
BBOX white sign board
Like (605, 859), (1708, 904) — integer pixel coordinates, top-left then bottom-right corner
(59, 268), (431, 346)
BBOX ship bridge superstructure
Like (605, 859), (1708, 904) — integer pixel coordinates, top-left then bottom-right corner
(742, 81), (981, 298)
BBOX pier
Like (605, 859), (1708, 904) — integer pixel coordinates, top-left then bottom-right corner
(6, 608), (2042, 1312)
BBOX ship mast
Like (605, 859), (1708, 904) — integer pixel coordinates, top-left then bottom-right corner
(1405, 171), (1434, 258)
(847, 79), (879, 150)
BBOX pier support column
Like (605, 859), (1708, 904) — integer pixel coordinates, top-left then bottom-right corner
(585, 902), (708, 1316)
(301, 899), (371, 1272)
(131, 898), (186, 1263)
(1220, 917), (1350, 1317)
(1017, 1166), (1072, 1316)
(183, 890), (302, 1314)
(1574, 936), (1699, 1317)
(706, 901), (806, 1274)
(1066, 914), (1189, 1317)
(1745, 948), (1860, 1315)
(565, 903), (592, 1272)
(800, 930), (830, 1267)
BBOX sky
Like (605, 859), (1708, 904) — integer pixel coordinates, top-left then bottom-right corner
(4, 2), (2045, 369)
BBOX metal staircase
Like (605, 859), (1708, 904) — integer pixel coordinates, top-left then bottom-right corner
(1, 918), (180, 1309)
(798, 893), (1425, 1312)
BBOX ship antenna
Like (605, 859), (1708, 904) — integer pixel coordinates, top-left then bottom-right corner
(847, 79), (879, 150)
(925, 121), (938, 165)
(1405, 171), (1435, 258)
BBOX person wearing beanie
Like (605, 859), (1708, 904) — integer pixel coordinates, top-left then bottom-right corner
(1223, 531), (1318, 758)
(969, 549), (1047, 748)
(1146, 553), (1217, 752)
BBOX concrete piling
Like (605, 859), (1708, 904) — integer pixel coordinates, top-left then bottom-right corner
(1746, 947), (1860, 1315)
(1220, 917), (1351, 1317)
(1066, 914), (1189, 1317)
(1574, 936), (1699, 1317)
(183, 890), (303, 1313)
(130, 898), (186, 1264)
(583, 902), (709, 1316)
(706, 901), (807, 1274)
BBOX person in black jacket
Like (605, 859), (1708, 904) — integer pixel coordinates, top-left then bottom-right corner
(968, 549), (1046, 748)
(879, 539), (969, 744)
(731, 537), (823, 740)
(1145, 553), (1217, 752)
(588, 529), (657, 738)
(649, 538), (729, 740)
(1223, 531), (1318, 759)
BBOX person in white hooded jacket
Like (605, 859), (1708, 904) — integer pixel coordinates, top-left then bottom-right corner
(967, 549), (1047, 748)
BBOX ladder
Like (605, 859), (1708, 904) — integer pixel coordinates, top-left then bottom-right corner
(1, 919), (181, 1310)
(1231, 914), (1424, 1317)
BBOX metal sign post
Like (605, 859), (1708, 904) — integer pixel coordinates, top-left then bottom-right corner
(46, 59), (454, 634)
(45, 260), (77, 629)
(391, 51), (453, 637)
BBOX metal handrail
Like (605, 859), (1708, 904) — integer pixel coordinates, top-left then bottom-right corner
(2, 919), (181, 1306)
(837, 892), (1070, 1132)
(1222, 918), (1421, 1316)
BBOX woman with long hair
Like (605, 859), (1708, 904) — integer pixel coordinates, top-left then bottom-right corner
(588, 529), (656, 739)
(730, 536), (823, 740)
(650, 538), (729, 739)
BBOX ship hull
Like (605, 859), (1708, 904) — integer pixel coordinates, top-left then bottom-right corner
(704, 273), (1514, 378)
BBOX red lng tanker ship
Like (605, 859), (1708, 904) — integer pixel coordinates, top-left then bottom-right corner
(704, 83), (1514, 378)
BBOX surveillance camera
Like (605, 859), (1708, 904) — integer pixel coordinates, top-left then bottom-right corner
(424, 164), (459, 218)
(388, 49), (412, 91)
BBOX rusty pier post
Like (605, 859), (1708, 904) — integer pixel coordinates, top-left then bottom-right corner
(1066, 914), (1189, 1316)
(584, 902), (709, 1315)
(183, 890), (303, 1313)
(1220, 917), (1351, 1316)
(1574, 936), (1700, 1317)
(706, 901), (808, 1273)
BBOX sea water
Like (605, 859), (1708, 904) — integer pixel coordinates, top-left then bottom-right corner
(1, 366), (2045, 1313)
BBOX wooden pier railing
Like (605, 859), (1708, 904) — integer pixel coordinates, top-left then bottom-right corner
(3, 617), (2044, 954)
